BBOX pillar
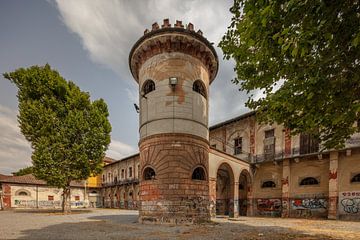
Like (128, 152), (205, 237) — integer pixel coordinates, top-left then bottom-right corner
(230, 181), (239, 218)
(281, 159), (291, 217)
(328, 151), (339, 219)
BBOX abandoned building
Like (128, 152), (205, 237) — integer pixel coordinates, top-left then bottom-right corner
(101, 19), (360, 222)
(1, 19), (359, 223)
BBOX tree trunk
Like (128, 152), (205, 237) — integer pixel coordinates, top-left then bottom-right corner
(62, 185), (71, 213)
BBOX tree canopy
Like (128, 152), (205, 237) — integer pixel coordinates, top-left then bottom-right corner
(13, 166), (33, 176)
(4, 64), (111, 212)
(219, 0), (360, 149)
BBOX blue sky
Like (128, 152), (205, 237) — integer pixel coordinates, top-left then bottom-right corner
(0, 0), (252, 174)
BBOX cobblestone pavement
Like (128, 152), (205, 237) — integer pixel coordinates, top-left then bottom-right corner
(0, 209), (359, 240)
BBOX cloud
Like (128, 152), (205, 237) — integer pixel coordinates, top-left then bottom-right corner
(106, 139), (137, 160)
(0, 105), (32, 175)
(55, 0), (252, 124)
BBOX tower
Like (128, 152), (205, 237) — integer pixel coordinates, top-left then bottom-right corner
(129, 19), (218, 224)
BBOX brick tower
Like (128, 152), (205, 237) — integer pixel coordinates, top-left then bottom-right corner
(129, 19), (218, 224)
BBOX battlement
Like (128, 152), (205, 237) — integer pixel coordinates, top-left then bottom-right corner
(143, 19), (203, 36)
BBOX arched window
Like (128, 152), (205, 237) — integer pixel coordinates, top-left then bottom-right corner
(351, 173), (360, 183)
(193, 80), (206, 98)
(16, 190), (30, 196)
(261, 181), (276, 188)
(300, 177), (319, 186)
(143, 167), (156, 180)
(142, 79), (155, 95)
(192, 167), (206, 180)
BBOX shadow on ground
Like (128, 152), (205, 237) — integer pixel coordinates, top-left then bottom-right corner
(17, 214), (342, 240)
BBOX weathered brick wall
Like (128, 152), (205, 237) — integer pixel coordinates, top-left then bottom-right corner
(139, 133), (210, 224)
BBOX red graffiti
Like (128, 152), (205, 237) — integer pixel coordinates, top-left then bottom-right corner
(282, 176), (289, 186)
(329, 171), (337, 180)
(292, 199), (302, 207)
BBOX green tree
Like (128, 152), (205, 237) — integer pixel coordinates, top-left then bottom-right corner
(13, 166), (34, 176)
(219, 0), (360, 149)
(4, 65), (111, 213)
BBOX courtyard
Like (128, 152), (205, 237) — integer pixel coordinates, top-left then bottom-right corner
(0, 209), (359, 240)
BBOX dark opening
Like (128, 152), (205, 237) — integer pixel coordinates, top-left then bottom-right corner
(18, 191), (28, 196)
(144, 167), (156, 180)
(261, 181), (276, 188)
(142, 80), (155, 95)
(193, 80), (206, 98)
(192, 167), (206, 180)
(351, 173), (360, 183)
(300, 177), (319, 186)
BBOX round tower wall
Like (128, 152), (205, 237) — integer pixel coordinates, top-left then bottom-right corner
(139, 52), (209, 141)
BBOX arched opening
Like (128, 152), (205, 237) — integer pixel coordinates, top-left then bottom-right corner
(15, 189), (30, 196)
(239, 169), (251, 216)
(216, 163), (234, 216)
(351, 173), (360, 183)
(143, 167), (156, 180)
(300, 177), (319, 186)
(142, 79), (155, 95)
(192, 166), (206, 180)
(262, 180), (276, 188)
(193, 80), (206, 98)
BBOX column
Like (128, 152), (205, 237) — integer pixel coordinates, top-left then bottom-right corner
(281, 159), (291, 218)
(230, 182), (239, 218)
(209, 177), (217, 217)
(328, 151), (339, 219)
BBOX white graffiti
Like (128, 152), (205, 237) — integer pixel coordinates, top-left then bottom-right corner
(341, 198), (360, 214)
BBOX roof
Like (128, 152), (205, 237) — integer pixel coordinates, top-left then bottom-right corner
(103, 156), (115, 164)
(209, 111), (256, 131)
(0, 174), (11, 181)
(105, 153), (140, 167)
(0, 174), (85, 188)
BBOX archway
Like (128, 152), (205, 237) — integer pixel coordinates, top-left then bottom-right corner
(216, 163), (235, 216)
(239, 169), (251, 216)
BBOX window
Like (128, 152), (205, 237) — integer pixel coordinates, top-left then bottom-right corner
(142, 79), (155, 95)
(192, 80), (206, 98)
(16, 191), (29, 196)
(129, 167), (133, 178)
(262, 181), (276, 188)
(114, 176), (117, 183)
(300, 177), (319, 186)
(102, 175), (105, 182)
(264, 129), (275, 160)
(137, 164), (140, 178)
(144, 167), (156, 180)
(351, 173), (360, 183)
(121, 169), (125, 179)
(300, 133), (319, 155)
(48, 195), (54, 201)
(211, 144), (216, 148)
(192, 167), (206, 180)
(75, 196), (80, 201)
(239, 184), (244, 190)
(234, 137), (242, 155)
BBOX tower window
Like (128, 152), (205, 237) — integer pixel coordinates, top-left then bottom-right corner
(193, 80), (206, 98)
(234, 137), (242, 155)
(192, 167), (206, 180)
(129, 167), (133, 178)
(142, 80), (155, 95)
(300, 177), (319, 186)
(351, 173), (360, 183)
(144, 167), (156, 180)
(261, 181), (276, 188)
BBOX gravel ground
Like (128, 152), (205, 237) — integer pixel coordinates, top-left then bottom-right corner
(0, 209), (359, 240)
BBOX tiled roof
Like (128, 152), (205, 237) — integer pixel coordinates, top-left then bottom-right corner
(0, 174), (11, 181)
(0, 174), (85, 187)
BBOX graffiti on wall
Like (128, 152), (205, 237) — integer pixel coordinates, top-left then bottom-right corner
(339, 191), (360, 215)
(257, 198), (281, 216)
(14, 200), (85, 208)
(291, 198), (327, 210)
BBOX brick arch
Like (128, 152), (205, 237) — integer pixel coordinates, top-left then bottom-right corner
(216, 162), (235, 216)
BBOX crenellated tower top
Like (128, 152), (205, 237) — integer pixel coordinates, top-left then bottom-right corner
(129, 18), (218, 83)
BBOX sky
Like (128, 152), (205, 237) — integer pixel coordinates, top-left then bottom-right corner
(0, 0), (252, 175)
